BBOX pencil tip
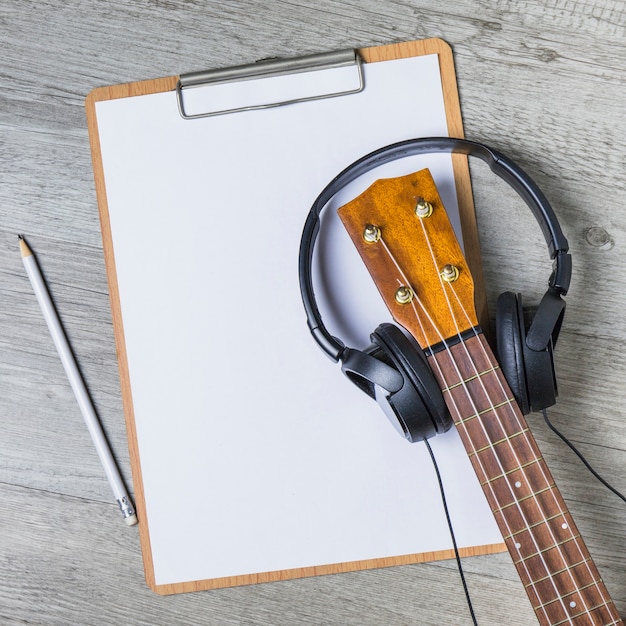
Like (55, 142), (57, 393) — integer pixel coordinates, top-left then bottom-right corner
(18, 235), (32, 258)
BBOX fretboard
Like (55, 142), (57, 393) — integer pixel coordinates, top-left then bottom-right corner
(428, 331), (622, 626)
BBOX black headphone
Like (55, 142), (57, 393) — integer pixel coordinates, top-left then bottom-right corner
(299, 137), (572, 442)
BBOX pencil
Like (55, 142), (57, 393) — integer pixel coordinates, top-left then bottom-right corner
(19, 235), (137, 526)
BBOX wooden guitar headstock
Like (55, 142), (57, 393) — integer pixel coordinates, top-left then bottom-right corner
(337, 169), (478, 350)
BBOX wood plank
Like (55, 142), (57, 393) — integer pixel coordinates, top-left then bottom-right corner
(0, 484), (535, 625)
(2, 0), (626, 622)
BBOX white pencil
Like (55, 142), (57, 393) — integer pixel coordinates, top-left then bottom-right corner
(19, 235), (137, 526)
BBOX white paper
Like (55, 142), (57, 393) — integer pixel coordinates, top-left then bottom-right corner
(95, 53), (501, 587)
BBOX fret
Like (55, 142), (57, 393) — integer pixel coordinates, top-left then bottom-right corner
(532, 580), (602, 624)
(536, 581), (600, 606)
(496, 483), (557, 513)
(460, 417), (534, 456)
(473, 428), (531, 458)
(490, 483), (566, 537)
(505, 512), (572, 541)
(553, 608), (622, 626)
(439, 374), (514, 421)
(457, 397), (517, 424)
(527, 557), (592, 588)
(486, 487), (578, 557)
(486, 460), (556, 513)
(528, 559), (598, 603)
(492, 491), (572, 539)
(531, 573), (616, 625)
(480, 456), (542, 485)
(536, 598), (619, 626)
(522, 554), (615, 624)
(490, 460), (567, 531)
(513, 539), (603, 622)
(429, 333), (623, 624)
(519, 540), (589, 586)
(465, 426), (544, 477)
(440, 365), (500, 392)
(512, 534), (582, 567)
(446, 371), (536, 448)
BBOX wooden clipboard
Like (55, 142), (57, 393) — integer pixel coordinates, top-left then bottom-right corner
(85, 38), (503, 596)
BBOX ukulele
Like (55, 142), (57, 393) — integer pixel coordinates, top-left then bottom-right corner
(337, 168), (623, 626)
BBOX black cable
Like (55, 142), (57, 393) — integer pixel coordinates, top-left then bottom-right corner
(421, 410), (624, 626)
(424, 439), (478, 626)
(541, 408), (626, 504)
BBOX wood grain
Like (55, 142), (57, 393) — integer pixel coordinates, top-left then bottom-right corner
(361, 38), (488, 330)
(2, 0), (626, 623)
(338, 168), (478, 348)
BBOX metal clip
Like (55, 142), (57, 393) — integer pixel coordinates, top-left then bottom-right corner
(176, 49), (364, 120)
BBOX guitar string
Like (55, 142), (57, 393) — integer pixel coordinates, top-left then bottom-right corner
(381, 218), (608, 623)
(388, 267), (479, 626)
(362, 198), (617, 621)
(445, 282), (616, 620)
(416, 207), (608, 623)
(377, 237), (553, 625)
(412, 215), (597, 625)
(406, 222), (583, 624)
(393, 275), (547, 622)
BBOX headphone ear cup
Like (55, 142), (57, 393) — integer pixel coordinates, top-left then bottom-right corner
(496, 291), (564, 415)
(496, 292), (558, 414)
(496, 292), (531, 415)
(369, 323), (451, 442)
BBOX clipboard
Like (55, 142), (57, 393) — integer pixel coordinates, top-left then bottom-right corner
(85, 38), (504, 596)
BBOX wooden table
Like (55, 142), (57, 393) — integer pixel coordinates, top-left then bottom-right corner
(2, 2), (625, 624)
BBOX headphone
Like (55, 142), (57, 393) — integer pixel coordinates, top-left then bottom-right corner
(299, 137), (572, 442)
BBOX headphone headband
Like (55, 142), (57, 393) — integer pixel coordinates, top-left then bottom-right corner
(298, 137), (572, 361)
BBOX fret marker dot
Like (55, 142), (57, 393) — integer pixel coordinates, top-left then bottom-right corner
(570, 601), (577, 608)
(514, 542), (521, 549)
(562, 523), (568, 529)
(514, 481), (522, 488)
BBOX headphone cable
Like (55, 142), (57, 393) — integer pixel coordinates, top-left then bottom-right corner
(541, 409), (626, 504)
(422, 410), (625, 626)
(424, 439), (479, 626)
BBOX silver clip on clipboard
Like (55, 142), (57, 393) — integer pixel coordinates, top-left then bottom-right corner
(176, 49), (364, 119)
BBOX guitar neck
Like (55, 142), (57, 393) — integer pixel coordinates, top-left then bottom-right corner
(335, 167), (622, 624)
(429, 330), (622, 626)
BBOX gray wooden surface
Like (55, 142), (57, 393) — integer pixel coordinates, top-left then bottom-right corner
(2, 1), (625, 624)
